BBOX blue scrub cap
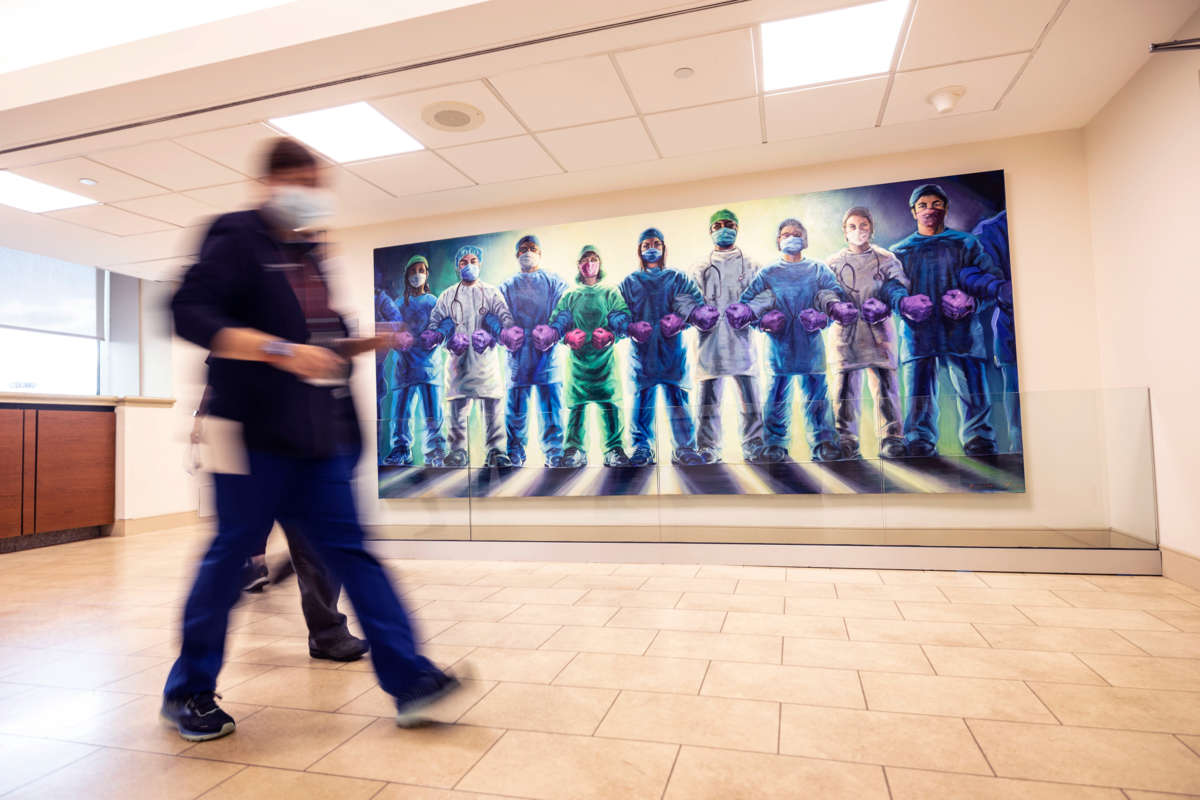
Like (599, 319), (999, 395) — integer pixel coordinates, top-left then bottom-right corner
(454, 245), (483, 266)
(909, 183), (948, 208)
(638, 227), (665, 243)
(777, 218), (806, 237)
(515, 234), (540, 253)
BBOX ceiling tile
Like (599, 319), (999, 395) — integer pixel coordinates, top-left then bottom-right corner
(537, 118), (658, 171)
(173, 123), (294, 178)
(884, 54), (1026, 126)
(182, 181), (259, 211)
(90, 140), (246, 191)
(437, 136), (561, 184)
(47, 204), (177, 236)
(490, 56), (636, 131)
(320, 167), (404, 224)
(901, 0), (1059, 70)
(615, 29), (757, 113)
(373, 81), (526, 148)
(644, 97), (762, 158)
(765, 77), (888, 142)
(11, 157), (165, 202)
(346, 151), (473, 196)
(112, 193), (220, 227)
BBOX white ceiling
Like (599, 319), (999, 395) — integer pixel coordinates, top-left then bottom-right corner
(0, 0), (1197, 280)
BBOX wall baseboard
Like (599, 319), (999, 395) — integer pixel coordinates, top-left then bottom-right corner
(107, 510), (200, 537)
(1162, 547), (1200, 591)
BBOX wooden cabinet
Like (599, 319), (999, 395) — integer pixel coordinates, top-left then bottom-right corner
(0, 405), (115, 537)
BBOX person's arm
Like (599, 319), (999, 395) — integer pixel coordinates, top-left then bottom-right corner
(958, 237), (1007, 300)
(739, 271), (775, 318)
(814, 265), (845, 311)
(670, 272), (704, 322)
(487, 286), (515, 328)
(606, 287), (632, 338)
(427, 291), (456, 339)
(550, 292), (574, 336)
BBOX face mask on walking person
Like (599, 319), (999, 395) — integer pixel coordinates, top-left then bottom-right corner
(266, 185), (333, 231)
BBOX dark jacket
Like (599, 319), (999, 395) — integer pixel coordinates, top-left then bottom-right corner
(172, 210), (361, 459)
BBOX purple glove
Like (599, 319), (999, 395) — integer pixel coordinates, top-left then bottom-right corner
(725, 302), (754, 330)
(941, 289), (976, 321)
(629, 320), (653, 344)
(393, 330), (414, 351)
(447, 332), (469, 356)
(499, 325), (525, 353)
(564, 328), (588, 350)
(798, 308), (829, 333)
(759, 309), (786, 336)
(659, 313), (685, 338)
(829, 301), (859, 327)
(689, 304), (719, 332)
(418, 329), (443, 351)
(531, 324), (559, 352)
(592, 328), (614, 350)
(861, 298), (890, 325)
(471, 329), (495, 354)
(899, 294), (934, 323)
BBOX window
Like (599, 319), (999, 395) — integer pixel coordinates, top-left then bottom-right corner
(0, 327), (98, 394)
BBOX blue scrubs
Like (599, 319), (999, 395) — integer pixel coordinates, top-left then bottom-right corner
(389, 293), (445, 459)
(618, 268), (703, 454)
(889, 227), (1006, 450)
(500, 270), (568, 464)
(972, 211), (1020, 452)
(739, 258), (842, 450)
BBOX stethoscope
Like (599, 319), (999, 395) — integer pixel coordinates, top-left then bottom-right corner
(449, 281), (489, 326)
(699, 248), (750, 299)
(836, 249), (885, 299)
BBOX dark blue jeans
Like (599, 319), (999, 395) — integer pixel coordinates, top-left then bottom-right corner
(903, 355), (996, 449)
(764, 373), (837, 449)
(164, 450), (435, 701)
(390, 382), (446, 456)
(631, 382), (696, 453)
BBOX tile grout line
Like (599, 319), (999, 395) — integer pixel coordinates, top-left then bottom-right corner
(657, 745), (682, 800)
(881, 764), (895, 800)
(450, 726), (510, 792)
(963, 718), (998, 777)
(0, 739), (105, 798)
(185, 762), (248, 799)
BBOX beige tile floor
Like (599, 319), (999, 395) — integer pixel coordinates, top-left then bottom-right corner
(2, 525), (1200, 799)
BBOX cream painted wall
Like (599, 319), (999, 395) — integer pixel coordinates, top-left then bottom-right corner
(1084, 9), (1200, 556)
(327, 129), (1135, 533)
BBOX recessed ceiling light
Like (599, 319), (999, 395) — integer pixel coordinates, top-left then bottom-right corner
(673, 66), (695, 80)
(421, 101), (485, 133)
(0, 172), (98, 213)
(79, 178), (98, 186)
(269, 101), (423, 163)
(761, 0), (908, 92)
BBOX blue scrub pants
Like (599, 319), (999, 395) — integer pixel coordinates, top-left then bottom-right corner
(163, 450), (436, 702)
(390, 382), (446, 456)
(506, 382), (564, 463)
(1001, 362), (1021, 452)
(903, 355), (996, 449)
(631, 382), (696, 454)
(764, 373), (837, 450)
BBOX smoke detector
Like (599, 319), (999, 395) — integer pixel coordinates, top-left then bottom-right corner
(421, 101), (485, 133)
(927, 85), (966, 114)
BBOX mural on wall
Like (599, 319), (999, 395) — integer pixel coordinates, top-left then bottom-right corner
(373, 170), (1022, 499)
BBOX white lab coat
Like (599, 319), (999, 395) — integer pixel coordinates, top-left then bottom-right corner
(825, 244), (909, 371)
(428, 281), (514, 399)
(691, 248), (761, 379)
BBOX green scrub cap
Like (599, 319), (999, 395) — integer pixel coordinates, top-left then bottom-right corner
(709, 208), (738, 227)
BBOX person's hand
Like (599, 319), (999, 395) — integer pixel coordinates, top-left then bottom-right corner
(829, 302), (859, 326)
(798, 308), (829, 333)
(628, 320), (653, 344)
(899, 294), (934, 323)
(532, 324), (560, 352)
(500, 326), (525, 353)
(564, 328), (588, 350)
(275, 345), (347, 381)
(592, 328), (614, 350)
(418, 330), (443, 351)
(471, 329), (496, 354)
(689, 305), (720, 332)
(941, 289), (976, 321)
(725, 302), (754, 330)
(759, 309), (787, 335)
(861, 298), (890, 324)
(447, 332), (470, 356)
(392, 330), (414, 351)
(659, 313), (685, 338)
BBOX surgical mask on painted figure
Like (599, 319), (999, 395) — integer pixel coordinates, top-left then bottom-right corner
(517, 252), (540, 271)
(408, 272), (427, 289)
(780, 235), (806, 255)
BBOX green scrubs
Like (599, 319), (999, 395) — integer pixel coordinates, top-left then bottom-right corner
(552, 281), (629, 452)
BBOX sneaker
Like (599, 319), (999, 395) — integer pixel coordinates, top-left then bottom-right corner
(309, 636), (369, 662)
(812, 442), (841, 462)
(485, 449), (512, 468)
(628, 446), (656, 467)
(671, 447), (705, 466)
(395, 669), (465, 728)
(758, 445), (789, 463)
(839, 440), (862, 460)
(879, 437), (907, 459)
(907, 439), (936, 457)
(161, 692), (236, 742)
(602, 447), (631, 467)
(382, 446), (412, 467)
(424, 449), (446, 468)
(545, 451), (565, 468)
(561, 448), (587, 468)
(507, 450), (526, 468)
(443, 448), (469, 467)
(963, 437), (999, 456)
(241, 560), (268, 593)
(698, 447), (721, 465)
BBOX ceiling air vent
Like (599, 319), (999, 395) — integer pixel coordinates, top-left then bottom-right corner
(422, 101), (485, 133)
